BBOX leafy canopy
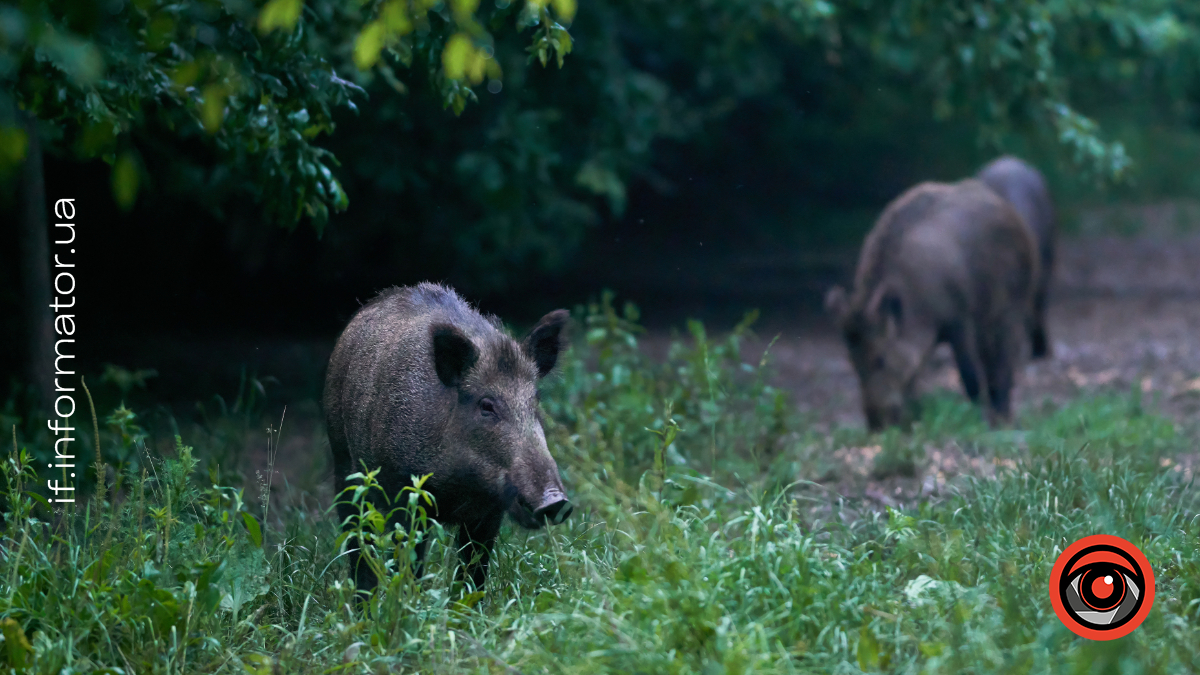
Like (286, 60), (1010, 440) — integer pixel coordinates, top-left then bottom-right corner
(322, 0), (1200, 292)
(2, 0), (1199, 254)
(0, 0), (575, 233)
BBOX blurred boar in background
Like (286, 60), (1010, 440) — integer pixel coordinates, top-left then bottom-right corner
(976, 156), (1057, 358)
(324, 282), (572, 592)
(826, 180), (1039, 430)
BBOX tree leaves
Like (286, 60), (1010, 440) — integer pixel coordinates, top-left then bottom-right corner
(529, 0), (578, 25)
(551, 0), (577, 24)
(528, 16), (573, 68)
(36, 25), (105, 86)
(1, 0), (572, 232)
(200, 84), (228, 134)
(353, 22), (387, 70)
(111, 152), (139, 211)
(4, 0), (1197, 260)
(449, 0), (482, 22)
(0, 125), (27, 175)
(443, 33), (495, 85)
(258, 0), (304, 34)
(575, 159), (626, 215)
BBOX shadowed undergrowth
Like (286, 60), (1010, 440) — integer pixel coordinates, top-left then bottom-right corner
(1, 295), (1199, 673)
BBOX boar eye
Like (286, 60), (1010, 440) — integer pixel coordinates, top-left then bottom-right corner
(479, 397), (498, 417)
(873, 356), (885, 369)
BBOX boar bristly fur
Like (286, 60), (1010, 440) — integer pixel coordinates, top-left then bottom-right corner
(977, 155), (1057, 358)
(323, 282), (572, 592)
(825, 179), (1039, 431)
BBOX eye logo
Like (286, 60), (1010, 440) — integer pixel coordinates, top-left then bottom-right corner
(1049, 534), (1154, 640)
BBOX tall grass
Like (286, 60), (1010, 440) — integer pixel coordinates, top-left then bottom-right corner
(1, 297), (1199, 673)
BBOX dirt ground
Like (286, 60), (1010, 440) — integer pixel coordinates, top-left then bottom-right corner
(749, 231), (1200, 509)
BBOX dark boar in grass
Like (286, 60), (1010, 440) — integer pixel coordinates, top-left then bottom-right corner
(825, 179), (1039, 431)
(977, 155), (1057, 358)
(323, 283), (572, 592)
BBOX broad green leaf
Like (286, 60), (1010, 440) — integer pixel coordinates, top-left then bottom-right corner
(442, 33), (475, 81)
(452, 590), (487, 612)
(0, 126), (28, 172)
(354, 22), (386, 70)
(242, 653), (273, 675)
(200, 84), (227, 133)
(146, 14), (175, 50)
(550, 25), (573, 67)
(380, 1), (412, 35)
(112, 152), (139, 211)
(330, 178), (349, 210)
(533, 590), (556, 611)
(170, 61), (202, 90)
(0, 618), (32, 669)
(575, 160), (626, 214)
(258, 0), (304, 34)
(467, 53), (486, 84)
(37, 27), (104, 85)
(857, 624), (880, 671)
(241, 511), (264, 547)
(449, 0), (480, 20)
(551, 0), (576, 23)
(27, 491), (51, 511)
(366, 507), (385, 533)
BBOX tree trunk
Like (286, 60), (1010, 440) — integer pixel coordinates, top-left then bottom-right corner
(17, 112), (54, 413)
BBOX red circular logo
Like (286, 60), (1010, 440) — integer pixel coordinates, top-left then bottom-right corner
(1049, 534), (1154, 640)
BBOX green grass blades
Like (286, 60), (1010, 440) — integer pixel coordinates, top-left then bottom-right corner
(1, 300), (1199, 673)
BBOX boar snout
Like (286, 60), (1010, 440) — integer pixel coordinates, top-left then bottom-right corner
(866, 405), (903, 432)
(865, 396), (920, 432)
(509, 480), (573, 529)
(533, 489), (573, 525)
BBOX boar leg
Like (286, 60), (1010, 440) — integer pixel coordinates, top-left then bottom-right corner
(944, 321), (986, 403)
(980, 318), (1023, 422)
(456, 514), (504, 590)
(1030, 325), (1049, 360)
(1030, 289), (1051, 359)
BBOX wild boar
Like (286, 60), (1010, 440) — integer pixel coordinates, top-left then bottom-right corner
(323, 282), (572, 592)
(976, 155), (1056, 358)
(825, 179), (1039, 431)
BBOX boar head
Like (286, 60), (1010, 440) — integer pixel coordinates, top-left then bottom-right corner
(826, 285), (924, 431)
(429, 310), (573, 528)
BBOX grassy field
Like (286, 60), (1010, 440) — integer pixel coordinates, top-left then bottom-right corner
(2, 293), (1200, 674)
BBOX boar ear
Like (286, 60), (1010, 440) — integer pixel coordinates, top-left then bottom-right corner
(824, 286), (848, 318)
(522, 309), (570, 378)
(867, 286), (903, 322)
(431, 323), (478, 388)
(880, 292), (902, 324)
(868, 286), (904, 338)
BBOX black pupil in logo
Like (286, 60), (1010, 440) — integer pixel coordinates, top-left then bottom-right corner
(1059, 545), (1145, 631)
